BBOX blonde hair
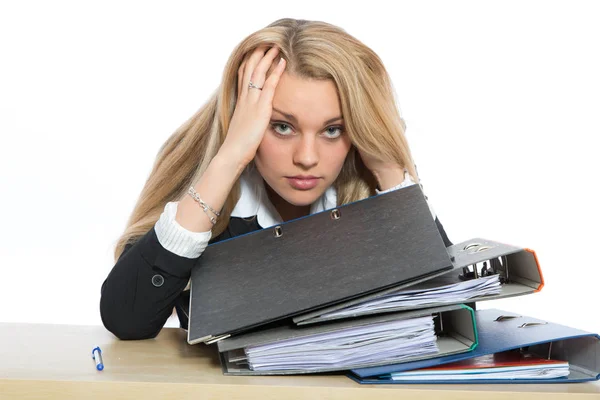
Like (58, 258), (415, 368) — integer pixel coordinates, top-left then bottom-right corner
(113, 18), (420, 261)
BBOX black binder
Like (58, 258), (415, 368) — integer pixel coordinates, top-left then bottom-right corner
(188, 184), (454, 344)
(293, 238), (545, 325)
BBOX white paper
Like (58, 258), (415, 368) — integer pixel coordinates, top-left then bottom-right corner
(318, 275), (501, 320)
(390, 363), (570, 381)
(243, 315), (438, 371)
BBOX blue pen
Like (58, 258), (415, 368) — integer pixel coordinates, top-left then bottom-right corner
(92, 346), (104, 371)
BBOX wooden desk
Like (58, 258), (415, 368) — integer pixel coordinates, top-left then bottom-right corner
(1, 323), (598, 399)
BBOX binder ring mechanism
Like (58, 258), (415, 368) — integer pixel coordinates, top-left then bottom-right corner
(330, 209), (341, 220)
(458, 242), (509, 283)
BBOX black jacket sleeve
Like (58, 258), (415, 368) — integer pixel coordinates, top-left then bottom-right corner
(99, 220), (242, 340)
(100, 227), (198, 340)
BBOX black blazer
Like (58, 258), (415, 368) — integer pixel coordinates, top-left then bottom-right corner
(100, 215), (455, 340)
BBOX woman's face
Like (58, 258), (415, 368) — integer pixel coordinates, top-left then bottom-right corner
(254, 72), (352, 206)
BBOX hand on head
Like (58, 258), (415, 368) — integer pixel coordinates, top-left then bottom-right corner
(219, 46), (287, 168)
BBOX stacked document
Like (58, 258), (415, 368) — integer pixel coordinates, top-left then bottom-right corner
(232, 316), (438, 372)
(218, 305), (477, 375)
(294, 238), (545, 327)
(388, 351), (570, 381)
(312, 274), (501, 321)
(351, 308), (600, 384)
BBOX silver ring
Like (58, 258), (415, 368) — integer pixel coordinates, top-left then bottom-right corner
(248, 80), (263, 90)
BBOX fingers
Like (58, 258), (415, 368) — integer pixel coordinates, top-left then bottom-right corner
(247, 46), (280, 98)
(259, 57), (286, 107)
(241, 46), (270, 99)
(237, 47), (264, 102)
(236, 45), (286, 107)
(237, 58), (246, 103)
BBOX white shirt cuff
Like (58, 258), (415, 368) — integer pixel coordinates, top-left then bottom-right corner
(375, 169), (417, 194)
(154, 201), (212, 259)
(375, 170), (437, 220)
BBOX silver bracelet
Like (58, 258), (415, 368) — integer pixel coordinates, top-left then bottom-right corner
(187, 186), (220, 225)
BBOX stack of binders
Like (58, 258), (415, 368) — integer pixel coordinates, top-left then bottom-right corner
(349, 308), (600, 384)
(186, 183), (600, 383)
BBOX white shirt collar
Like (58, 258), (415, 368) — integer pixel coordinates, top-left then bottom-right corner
(230, 166), (337, 229)
(230, 166), (416, 228)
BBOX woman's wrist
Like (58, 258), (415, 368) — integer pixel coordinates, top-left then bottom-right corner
(215, 142), (255, 175)
(212, 148), (248, 177)
(175, 150), (246, 233)
(371, 164), (405, 191)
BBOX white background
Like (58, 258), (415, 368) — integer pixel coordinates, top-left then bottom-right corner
(1, 1), (599, 333)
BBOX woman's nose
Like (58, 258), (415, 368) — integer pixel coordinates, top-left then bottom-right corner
(292, 135), (319, 168)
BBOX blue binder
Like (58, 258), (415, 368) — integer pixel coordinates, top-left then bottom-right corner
(350, 308), (600, 384)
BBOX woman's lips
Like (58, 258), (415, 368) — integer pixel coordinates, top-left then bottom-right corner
(286, 177), (320, 190)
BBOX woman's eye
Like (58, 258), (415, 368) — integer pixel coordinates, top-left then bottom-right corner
(323, 126), (344, 139)
(271, 123), (344, 138)
(271, 123), (293, 135)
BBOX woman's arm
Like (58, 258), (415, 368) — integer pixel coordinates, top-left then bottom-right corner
(100, 227), (197, 339)
(100, 47), (289, 339)
(100, 153), (246, 340)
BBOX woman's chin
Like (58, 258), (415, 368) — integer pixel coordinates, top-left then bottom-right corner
(279, 187), (325, 206)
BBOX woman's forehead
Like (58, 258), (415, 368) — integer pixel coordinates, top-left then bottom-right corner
(272, 73), (342, 124)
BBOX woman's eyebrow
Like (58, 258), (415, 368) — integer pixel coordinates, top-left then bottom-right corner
(272, 108), (343, 125)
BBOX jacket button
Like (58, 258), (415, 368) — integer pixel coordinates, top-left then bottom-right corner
(151, 274), (164, 287)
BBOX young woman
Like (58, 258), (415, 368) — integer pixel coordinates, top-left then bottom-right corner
(100, 18), (453, 340)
